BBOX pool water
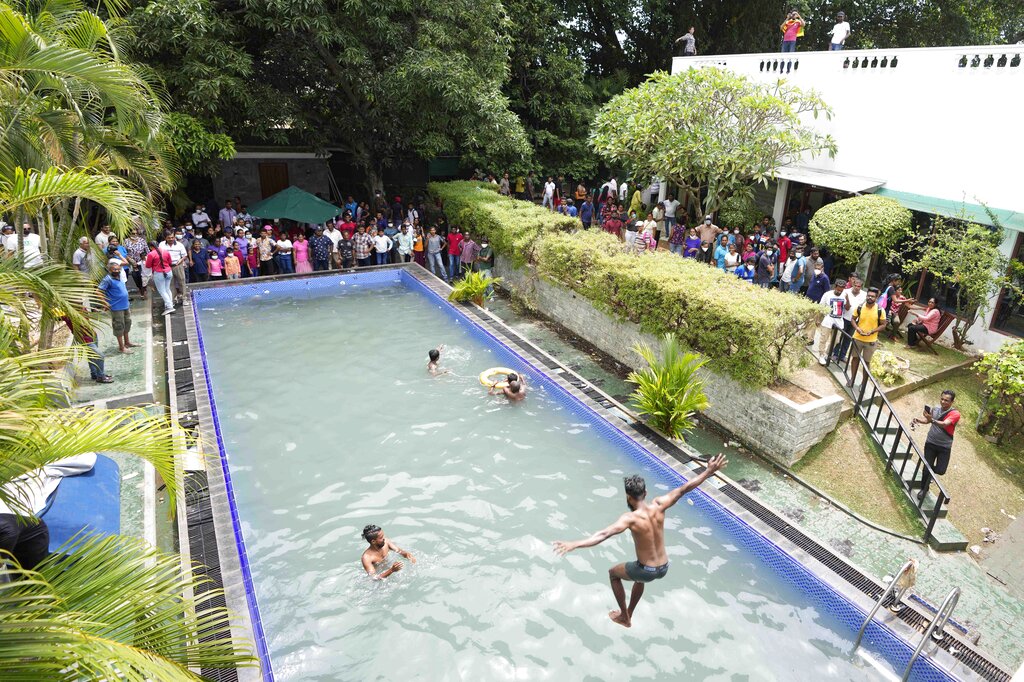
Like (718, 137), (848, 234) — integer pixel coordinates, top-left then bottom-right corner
(195, 282), (889, 681)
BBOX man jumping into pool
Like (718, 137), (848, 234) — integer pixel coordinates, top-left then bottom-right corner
(361, 524), (417, 580)
(553, 454), (727, 628)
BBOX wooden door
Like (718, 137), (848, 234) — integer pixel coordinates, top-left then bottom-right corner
(259, 162), (289, 198)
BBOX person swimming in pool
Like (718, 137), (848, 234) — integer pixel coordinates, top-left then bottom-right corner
(553, 454), (727, 628)
(427, 344), (449, 375)
(361, 524), (417, 580)
(490, 372), (526, 401)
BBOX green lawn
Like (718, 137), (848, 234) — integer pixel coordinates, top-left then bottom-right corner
(874, 333), (971, 381)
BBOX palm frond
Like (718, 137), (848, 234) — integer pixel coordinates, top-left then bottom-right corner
(627, 334), (709, 440)
(0, 534), (258, 680)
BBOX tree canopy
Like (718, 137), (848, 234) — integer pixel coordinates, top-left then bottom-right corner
(590, 68), (836, 220)
(809, 194), (913, 265)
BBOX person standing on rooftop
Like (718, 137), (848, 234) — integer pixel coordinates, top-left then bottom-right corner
(780, 10), (804, 52)
(828, 12), (851, 50)
(674, 27), (697, 56)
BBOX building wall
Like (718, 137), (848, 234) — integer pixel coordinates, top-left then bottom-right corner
(674, 46), (1024, 218)
(212, 155), (333, 208)
(494, 255), (844, 465)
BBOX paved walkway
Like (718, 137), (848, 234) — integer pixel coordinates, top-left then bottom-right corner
(488, 296), (1024, 670)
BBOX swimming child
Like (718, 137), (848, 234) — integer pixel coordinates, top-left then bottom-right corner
(427, 345), (449, 375)
(361, 524), (416, 580)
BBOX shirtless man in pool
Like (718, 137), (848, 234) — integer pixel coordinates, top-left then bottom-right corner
(361, 524), (417, 580)
(490, 372), (526, 402)
(553, 454), (727, 627)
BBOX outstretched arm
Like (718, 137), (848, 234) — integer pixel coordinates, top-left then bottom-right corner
(653, 454), (727, 510)
(388, 538), (417, 563)
(553, 515), (630, 556)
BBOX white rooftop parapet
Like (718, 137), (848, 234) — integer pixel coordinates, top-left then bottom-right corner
(671, 46), (1024, 218)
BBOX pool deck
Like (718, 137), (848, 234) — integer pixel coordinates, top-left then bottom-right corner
(172, 264), (1012, 682)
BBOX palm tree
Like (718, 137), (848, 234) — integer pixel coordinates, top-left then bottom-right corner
(0, 255), (256, 677)
(1, 0), (180, 347)
(627, 334), (710, 440)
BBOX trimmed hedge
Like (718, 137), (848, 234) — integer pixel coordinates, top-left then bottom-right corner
(430, 181), (822, 386)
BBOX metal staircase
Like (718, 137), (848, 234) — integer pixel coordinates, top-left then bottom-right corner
(820, 329), (966, 551)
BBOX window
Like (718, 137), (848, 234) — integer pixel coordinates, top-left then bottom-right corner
(991, 233), (1024, 338)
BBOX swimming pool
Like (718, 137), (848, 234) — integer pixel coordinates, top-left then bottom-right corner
(188, 268), (974, 681)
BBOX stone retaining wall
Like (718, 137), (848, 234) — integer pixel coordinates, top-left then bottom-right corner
(495, 255), (843, 466)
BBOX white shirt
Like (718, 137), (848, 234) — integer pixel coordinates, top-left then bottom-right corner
(829, 21), (851, 44)
(842, 288), (867, 321)
(819, 290), (848, 329)
(543, 181), (556, 197)
(323, 227), (342, 249)
(95, 231), (111, 250)
(606, 179), (618, 197)
(159, 240), (188, 265)
(276, 239), (293, 253)
(725, 252), (741, 272)
(619, 182), (629, 202)
(3, 232), (17, 253)
(73, 247), (90, 272)
(373, 235), (393, 252)
(22, 233), (42, 267)
(781, 258), (799, 283)
(663, 199), (680, 218)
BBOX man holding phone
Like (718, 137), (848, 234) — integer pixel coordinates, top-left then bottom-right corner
(911, 390), (960, 502)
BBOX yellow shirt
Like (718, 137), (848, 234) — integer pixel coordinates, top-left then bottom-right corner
(853, 302), (886, 342)
(515, 177), (525, 193)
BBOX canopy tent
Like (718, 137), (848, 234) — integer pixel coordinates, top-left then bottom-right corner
(773, 164), (885, 194)
(247, 186), (343, 224)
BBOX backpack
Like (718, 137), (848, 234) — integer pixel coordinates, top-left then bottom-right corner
(878, 285), (893, 312)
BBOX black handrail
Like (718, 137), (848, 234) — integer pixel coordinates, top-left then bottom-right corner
(822, 327), (949, 542)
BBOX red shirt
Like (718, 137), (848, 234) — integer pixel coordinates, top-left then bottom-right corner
(448, 232), (464, 255)
(339, 221), (356, 239)
(777, 236), (792, 263)
(940, 410), (961, 437)
(145, 248), (171, 273)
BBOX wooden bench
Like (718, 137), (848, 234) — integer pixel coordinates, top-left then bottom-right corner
(916, 311), (956, 355)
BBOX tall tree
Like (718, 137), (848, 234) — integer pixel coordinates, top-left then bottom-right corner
(130, 0), (532, 193)
(590, 67), (836, 220)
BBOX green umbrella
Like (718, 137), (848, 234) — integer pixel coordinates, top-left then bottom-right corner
(246, 186), (343, 224)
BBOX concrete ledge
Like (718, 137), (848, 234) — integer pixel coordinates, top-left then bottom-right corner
(495, 256), (844, 466)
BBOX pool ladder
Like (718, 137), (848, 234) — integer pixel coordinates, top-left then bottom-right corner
(852, 560), (962, 681)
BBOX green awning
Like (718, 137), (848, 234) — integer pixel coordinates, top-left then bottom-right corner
(874, 188), (1024, 232)
(247, 186), (343, 224)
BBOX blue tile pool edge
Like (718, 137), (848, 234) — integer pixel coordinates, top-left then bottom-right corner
(187, 268), (974, 682)
(189, 293), (276, 682)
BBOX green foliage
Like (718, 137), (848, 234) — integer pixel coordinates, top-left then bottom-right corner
(717, 191), (764, 230)
(430, 181), (579, 267)
(163, 113), (235, 177)
(627, 335), (709, 440)
(130, 0), (531, 191)
(590, 68), (836, 221)
(448, 270), (502, 307)
(898, 214), (1023, 349)
(976, 341), (1024, 444)
(869, 350), (906, 386)
(431, 181), (823, 386)
(809, 194), (913, 265)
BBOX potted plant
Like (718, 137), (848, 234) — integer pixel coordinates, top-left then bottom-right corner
(447, 270), (502, 308)
(627, 334), (709, 441)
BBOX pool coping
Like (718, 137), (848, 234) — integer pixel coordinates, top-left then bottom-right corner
(179, 263), (1010, 682)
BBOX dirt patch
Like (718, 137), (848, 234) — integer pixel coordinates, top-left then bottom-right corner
(771, 379), (820, 404)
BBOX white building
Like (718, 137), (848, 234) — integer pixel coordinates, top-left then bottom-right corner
(672, 45), (1024, 351)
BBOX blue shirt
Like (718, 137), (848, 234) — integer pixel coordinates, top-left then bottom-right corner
(579, 202), (593, 223)
(714, 244), (729, 269)
(99, 274), (129, 311)
(736, 265), (755, 282)
(191, 249), (209, 275)
(566, 206), (578, 218)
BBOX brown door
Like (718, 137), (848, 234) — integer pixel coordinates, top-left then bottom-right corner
(258, 162), (289, 198)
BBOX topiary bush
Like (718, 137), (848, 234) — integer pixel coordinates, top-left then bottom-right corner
(809, 194), (913, 265)
(431, 181), (823, 386)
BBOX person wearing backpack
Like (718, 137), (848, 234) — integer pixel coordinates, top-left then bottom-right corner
(847, 287), (887, 388)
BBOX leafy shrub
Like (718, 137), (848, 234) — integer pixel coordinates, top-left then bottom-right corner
(430, 181), (578, 267)
(869, 350), (907, 386)
(628, 335), (709, 440)
(448, 270), (502, 307)
(976, 341), (1024, 444)
(717, 191), (764, 230)
(809, 194), (913, 265)
(431, 181), (823, 386)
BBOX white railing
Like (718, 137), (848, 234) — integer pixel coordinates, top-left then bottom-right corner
(673, 44), (1024, 80)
